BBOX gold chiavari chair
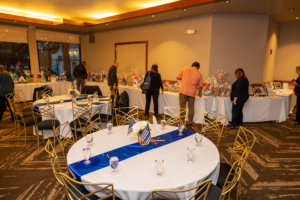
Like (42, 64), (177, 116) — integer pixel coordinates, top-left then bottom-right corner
(216, 126), (256, 200)
(84, 111), (102, 137)
(33, 103), (60, 148)
(70, 99), (93, 141)
(114, 106), (138, 126)
(108, 86), (118, 108)
(45, 140), (117, 200)
(6, 92), (32, 118)
(54, 122), (75, 159)
(9, 101), (35, 144)
(5, 93), (19, 135)
(193, 111), (227, 149)
(164, 106), (188, 127)
(13, 90), (32, 112)
(152, 179), (212, 200)
(38, 87), (51, 100)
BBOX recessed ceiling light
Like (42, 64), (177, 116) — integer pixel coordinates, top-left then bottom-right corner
(152, 15), (155, 17)
(296, 17), (299, 20)
(106, 23), (108, 25)
(14, 20), (17, 22)
(224, 0), (230, 3)
(183, 9), (187, 11)
(289, 8), (295, 11)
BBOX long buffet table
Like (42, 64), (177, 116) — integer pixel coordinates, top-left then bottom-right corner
(15, 81), (72, 101)
(86, 82), (295, 125)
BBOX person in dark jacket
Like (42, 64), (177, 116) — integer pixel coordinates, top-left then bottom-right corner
(292, 66), (300, 125)
(144, 64), (164, 117)
(108, 60), (119, 103)
(0, 65), (14, 121)
(73, 61), (87, 93)
(228, 68), (249, 129)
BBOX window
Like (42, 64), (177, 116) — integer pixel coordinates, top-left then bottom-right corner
(37, 41), (80, 80)
(0, 42), (30, 71)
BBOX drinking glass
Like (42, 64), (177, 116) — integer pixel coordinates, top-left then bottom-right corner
(155, 159), (164, 178)
(110, 156), (119, 175)
(60, 99), (64, 105)
(86, 133), (93, 147)
(42, 94), (46, 102)
(161, 120), (166, 130)
(178, 124), (184, 136)
(187, 147), (195, 163)
(72, 96), (76, 103)
(195, 133), (203, 147)
(94, 91), (98, 101)
(82, 147), (91, 164)
(107, 123), (113, 134)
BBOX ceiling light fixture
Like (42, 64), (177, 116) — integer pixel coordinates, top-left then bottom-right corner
(106, 23), (108, 25)
(296, 17), (299, 20)
(14, 20), (17, 22)
(183, 9), (187, 11)
(289, 8), (295, 11)
(224, 0), (230, 3)
(152, 15), (155, 17)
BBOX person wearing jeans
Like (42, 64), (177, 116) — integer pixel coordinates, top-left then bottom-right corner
(144, 64), (164, 117)
(0, 65), (14, 121)
(228, 68), (249, 129)
(73, 61), (87, 93)
(176, 62), (203, 125)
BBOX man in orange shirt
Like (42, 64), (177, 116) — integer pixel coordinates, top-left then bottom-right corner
(176, 62), (203, 125)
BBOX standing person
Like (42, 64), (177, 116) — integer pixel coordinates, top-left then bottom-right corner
(292, 66), (300, 125)
(73, 61), (87, 93)
(108, 60), (119, 103)
(176, 62), (203, 125)
(0, 65), (14, 121)
(228, 68), (249, 129)
(144, 64), (164, 117)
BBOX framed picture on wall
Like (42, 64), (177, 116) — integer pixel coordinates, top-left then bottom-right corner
(274, 82), (282, 89)
(254, 86), (268, 96)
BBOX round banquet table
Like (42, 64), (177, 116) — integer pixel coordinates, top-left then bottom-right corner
(67, 125), (220, 200)
(33, 95), (110, 139)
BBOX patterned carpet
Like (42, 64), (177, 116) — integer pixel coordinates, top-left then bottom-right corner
(0, 108), (299, 200)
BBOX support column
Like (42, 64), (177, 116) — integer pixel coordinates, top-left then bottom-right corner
(27, 28), (40, 74)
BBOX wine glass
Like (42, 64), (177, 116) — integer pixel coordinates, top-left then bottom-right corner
(187, 147), (195, 163)
(60, 99), (64, 105)
(110, 156), (119, 175)
(155, 159), (164, 178)
(82, 147), (91, 164)
(195, 133), (203, 147)
(178, 124), (184, 136)
(86, 133), (93, 147)
(161, 120), (166, 130)
(107, 123), (113, 134)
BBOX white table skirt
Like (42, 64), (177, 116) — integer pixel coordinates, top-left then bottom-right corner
(33, 95), (110, 139)
(212, 96), (287, 125)
(14, 81), (72, 101)
(275, 92), (296, 116)
(67, 125), (220, 200)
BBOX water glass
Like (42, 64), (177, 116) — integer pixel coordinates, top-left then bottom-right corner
(155, 159), (164, 178)
(161, 120), (166, 130)
(110, 156), (119, 175)
(107, 123), (113, 134)
(46, 97), (50, 106)
(86, 133), (93, 147)
(82, 147), (91, 164)
(60, 99), (64, 105)
(187, 147), (195, 163)
(94, 91), (98, 101)
(178, 124), (184, 136)
(42, 94), (47, 101)
(195, 133), (203, 147)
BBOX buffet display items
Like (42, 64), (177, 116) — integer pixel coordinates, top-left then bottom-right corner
(87, 71), (107, 83)
(117, 69), (142, 87)
(204, 70), (231, 97)
(163, 81), (180, 93)
(10, 70), (68, 84)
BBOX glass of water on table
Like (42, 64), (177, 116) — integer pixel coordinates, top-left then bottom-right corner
(107, 123), (113, 134)
(110, 156), (119, 175)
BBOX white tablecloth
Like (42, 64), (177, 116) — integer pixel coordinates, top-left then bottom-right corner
(85, 82), (214, 123)
(14, 81), (72, 101)
(212, 96), (287, 125)
(275, 91), (296, 116)
(33, 95), (110, 139)
(67, 125), (220, 200)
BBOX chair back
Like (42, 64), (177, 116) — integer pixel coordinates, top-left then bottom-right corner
(114, 106), (138, 126)
(221, 149), (249, 200)
(200, 111), (227, 149)
(229, 126), (256, 166)
(152, 179), (212, 200)
(84, 111), (102, 136)
(108, 86), (118, 108)
(5, 93), (18, 120)
(54, 122), (75, 158)
(164, 106), (188, 127)
(38, 88), (51, 99)
(13, 90), (28, 106)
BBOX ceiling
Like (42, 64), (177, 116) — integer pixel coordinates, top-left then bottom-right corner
(0, 0), (299, 34)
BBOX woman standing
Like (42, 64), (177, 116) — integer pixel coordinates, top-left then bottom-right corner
(0, 65), (14, 121)
(228, 68), (249, 129)
(144, 64), (164, 117)
(292, 66), (300, 125)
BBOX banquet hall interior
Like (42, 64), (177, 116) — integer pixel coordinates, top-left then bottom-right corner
(0, 0), (300, 199)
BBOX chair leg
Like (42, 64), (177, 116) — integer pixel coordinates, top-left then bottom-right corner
(236, 180), (241, 200)
(37, 128), (39, 149)
(24, 125), (27, 145)
(17, 124), (20, 143)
